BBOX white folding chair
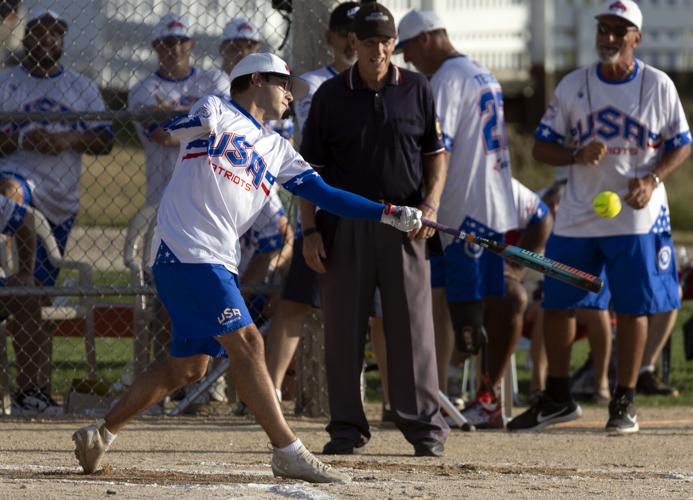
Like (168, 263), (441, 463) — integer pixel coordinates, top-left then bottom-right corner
(122, 205), (160, 376)
(0, 208), (93, 415)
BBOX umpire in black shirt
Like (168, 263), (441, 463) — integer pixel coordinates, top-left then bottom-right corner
(300, 2), (449, 457)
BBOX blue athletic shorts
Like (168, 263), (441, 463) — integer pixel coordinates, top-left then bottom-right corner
(430, 218), (505, 301)
(152, 262), (254, 358)
(542, 232), (679, 314)
(0, 172), (73, 286)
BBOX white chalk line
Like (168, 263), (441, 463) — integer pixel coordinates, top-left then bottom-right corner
(0, 476), (336, 499)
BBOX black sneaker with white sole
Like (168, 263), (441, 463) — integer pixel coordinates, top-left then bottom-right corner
(507, 392), (582, 432)
(12, 387), (62, 416)
(605, 395), (639, 434)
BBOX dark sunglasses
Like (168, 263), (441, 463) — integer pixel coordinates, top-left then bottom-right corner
(264, 74), (292, 92)
(597, 22), (638, 38)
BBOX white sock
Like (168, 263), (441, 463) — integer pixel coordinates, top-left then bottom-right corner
(639, 365), (655, 375)
(277, 438), (303, 454)
(97, 419), (117, 446)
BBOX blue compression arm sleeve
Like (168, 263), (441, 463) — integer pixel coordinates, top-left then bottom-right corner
(292, 175), (385, 221)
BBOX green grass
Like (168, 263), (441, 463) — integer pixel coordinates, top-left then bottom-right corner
(78, 145), (146, 227)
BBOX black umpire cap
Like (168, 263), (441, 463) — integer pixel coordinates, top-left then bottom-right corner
(352, 2), (397, 40)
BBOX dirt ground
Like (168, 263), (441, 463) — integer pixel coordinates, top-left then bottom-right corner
(1, 403), (693, 499)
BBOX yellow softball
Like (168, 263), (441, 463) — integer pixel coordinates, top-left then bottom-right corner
(592, 191), (622, 218)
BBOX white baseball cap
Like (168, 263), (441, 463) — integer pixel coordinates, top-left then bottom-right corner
(229, 53), (309, 100)
(27, 9), (68, 31)
(222, 18), (262, 43)
(595, 0), (643, 31)
(152, 14), (192, 42)
(396, 10), (445, 51)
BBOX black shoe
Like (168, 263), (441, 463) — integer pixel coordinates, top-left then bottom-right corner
(605, 395), (639, 434)
(322, 438), (357, 455)
(507, 392), (582, 432)
(381, 404), (396, 423)
(636, 370), (679, 397)
(413, 439), (444, 457)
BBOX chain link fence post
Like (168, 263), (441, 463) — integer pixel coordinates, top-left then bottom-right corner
(288, 0), (334, 418)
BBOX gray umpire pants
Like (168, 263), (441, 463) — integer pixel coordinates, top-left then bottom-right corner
(320, 218), (449, 446)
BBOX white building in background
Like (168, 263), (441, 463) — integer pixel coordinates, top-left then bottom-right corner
(16, 0), (289, 91)
(11, 0), (693, 91)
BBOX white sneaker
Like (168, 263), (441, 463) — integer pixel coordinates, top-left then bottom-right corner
(72, 420), (115, 474)
(271, 442), (350, 483)
(208, 375), (228, 403)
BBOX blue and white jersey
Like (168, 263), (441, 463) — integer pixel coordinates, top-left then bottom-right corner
(237, 187), (287, 276)
(294, 65), (339, 133)
(0, 65), (111, 224)
(535, 60), (692, 237)
(430, 56), (516, 249)
(0, 194), (26, 235)
(151, 95), (316, 274)
(512, 178), (548, 231)
(128, 67), (230, 206)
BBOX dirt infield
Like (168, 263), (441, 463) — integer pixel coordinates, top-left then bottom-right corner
(1, 404), (693, 499)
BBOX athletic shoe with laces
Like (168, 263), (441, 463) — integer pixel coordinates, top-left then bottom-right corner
(271, 442), (350, 483)
(636, 370), (679, 397)
(72, 420), (116, 473)
(507, 392), (582, 432)
(12, 387), (63, 416)
(605, 395), (639, 434)
(460, 391), (505, 429)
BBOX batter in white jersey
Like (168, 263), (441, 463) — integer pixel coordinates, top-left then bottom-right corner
(152, 95), (313, 274)
(71, 53), (420, 483)
(510, 0), (693, 435)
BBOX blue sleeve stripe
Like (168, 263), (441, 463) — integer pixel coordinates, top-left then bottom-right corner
(164, 114), (201, 131)
(281, 169), (319, 193)
(186, 139), (209, 149)
(291, 175), (384, 222)
(534, 124), (565, 144)
(664, 131), (693, 152)
(2, 205), (26, 235)
(528, 200), (549, 226)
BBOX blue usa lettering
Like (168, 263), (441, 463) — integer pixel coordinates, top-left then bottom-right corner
(208, 132), (269, 190)
(575, 106), (646, 148)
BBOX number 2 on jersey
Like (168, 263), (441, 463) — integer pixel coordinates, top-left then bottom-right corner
(479, 90), (507, 153)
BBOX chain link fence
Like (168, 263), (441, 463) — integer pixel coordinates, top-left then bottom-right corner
(0, 0), (349, 418)
(9, 0), (690, 419)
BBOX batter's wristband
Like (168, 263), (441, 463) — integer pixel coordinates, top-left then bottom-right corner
(303, 227), (319, 237)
